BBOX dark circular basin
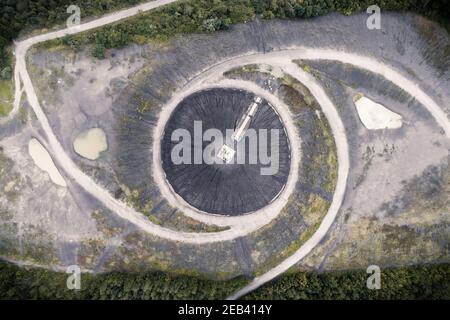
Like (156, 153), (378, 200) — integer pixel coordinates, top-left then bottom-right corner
(161, 88), (291, 216)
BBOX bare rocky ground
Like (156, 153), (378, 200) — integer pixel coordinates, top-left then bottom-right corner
(0, 12), (448, 278)
(0, 123), (98, 268)
(299, 60), (450, 271)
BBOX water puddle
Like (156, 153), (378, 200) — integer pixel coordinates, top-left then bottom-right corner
(73, 128), (107, 160)
(28, 138), (67, 187)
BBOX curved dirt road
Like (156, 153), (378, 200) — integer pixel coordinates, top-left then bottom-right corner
(16, 49), (350, 242)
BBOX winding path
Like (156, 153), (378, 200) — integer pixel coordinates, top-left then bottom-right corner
(6, 0), (450, 299)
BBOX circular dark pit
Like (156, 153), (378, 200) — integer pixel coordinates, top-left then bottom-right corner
(161, 88), (291, 216)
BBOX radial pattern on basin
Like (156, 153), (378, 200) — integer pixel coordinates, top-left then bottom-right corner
(161, 88), (291, 216)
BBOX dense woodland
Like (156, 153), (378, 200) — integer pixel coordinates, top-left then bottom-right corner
(246, 264), (450, 299)
(1, 0), (450, 76)
(0, 261), (448, 299)
(0, 0), (144, 77)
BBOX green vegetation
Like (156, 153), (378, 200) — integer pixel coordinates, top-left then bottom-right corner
(57, 0), (450, 60)
(247, 264), (450, 299)
(136, 100), (152, 115)
(0, 0), (149, 71)
(1, 0), (449, 73)
(0, 79), (13, 116)
(0, 260), (247, 299)
(277, 66), (338, 194)
(1, 260), (448, 299)
(254, 193), (330, 276)
(315, 111), (338, 193)
(56, 0), (256, 59)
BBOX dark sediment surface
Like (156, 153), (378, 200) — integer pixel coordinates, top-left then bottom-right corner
(161, 88), (290, 216)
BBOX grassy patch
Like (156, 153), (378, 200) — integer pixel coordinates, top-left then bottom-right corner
(315, 115), (338, 193)
(254, 194), (330, 277)
(0, 80), (13, 117)
(299, 193), (330, 222)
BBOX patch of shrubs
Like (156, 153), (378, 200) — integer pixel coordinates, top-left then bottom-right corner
(1, 0), (449, 69)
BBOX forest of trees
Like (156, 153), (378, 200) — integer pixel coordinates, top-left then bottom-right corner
(0, 0), (144, 77)
(1, 0), (450, 77)
(246, 264), (450, 300)
(0, 260), (448, 299)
